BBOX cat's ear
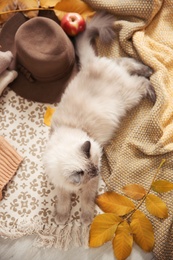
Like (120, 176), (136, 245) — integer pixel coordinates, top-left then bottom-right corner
(81, 141), (91, 158)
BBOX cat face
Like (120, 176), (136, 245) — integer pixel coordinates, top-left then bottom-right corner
(44, 127), (102, 191)
(67, 140), (100, 186)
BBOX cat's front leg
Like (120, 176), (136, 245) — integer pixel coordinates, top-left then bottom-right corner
(54, 187), (71, 225)
(80, 176), (99, 225)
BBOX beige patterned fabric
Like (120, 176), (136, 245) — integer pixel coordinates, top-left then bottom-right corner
(0, 87), (105, 249)
(84, 0), (173, 259)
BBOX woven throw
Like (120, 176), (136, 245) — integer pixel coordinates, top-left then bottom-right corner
(84, 0), (173, 259)
(0, 87), (105, 249)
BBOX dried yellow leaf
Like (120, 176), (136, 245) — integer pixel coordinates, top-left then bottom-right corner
(54, 0), (95, 21)
(96, 192), (135, 216)
(130, 210), (155, 252)
(113, 221), (133, 260)
(40, 0), (60, 8)
(145, 194), (168, 219)
(44, 106), (55, 126)
(89, 213), (122, 248)
(151, 180), (173, 193)
(122, 184), (146, 200)
(17, 0), (39, 18)
(0, 0), (17, 24)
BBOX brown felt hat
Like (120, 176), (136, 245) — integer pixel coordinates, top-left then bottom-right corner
(0, 12), (78, 103)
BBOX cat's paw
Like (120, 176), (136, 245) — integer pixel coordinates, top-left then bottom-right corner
(55, 212), (70, 225)
(146, 82), (156, 102)
(140, 66), (153, 78)
(133, 65), (153, 78)
(138, 77), (156, 103)
(81, 212), (94, 225)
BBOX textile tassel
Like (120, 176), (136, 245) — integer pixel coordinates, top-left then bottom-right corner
(62, 223), (73, 251)
(34, 220), (58, 248)
(54, 225), (64, 250)
(54, 223), (73, 250)
(82, 224), (90, 248)
(34, 232), (56, 248)
(18, 219), (39, 236)
(35, 227), (55, 248)
(72, 223), (82, 247)
(0, 224), (24, 239)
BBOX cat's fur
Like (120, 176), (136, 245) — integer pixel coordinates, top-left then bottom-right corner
(43, 12), (155, 225)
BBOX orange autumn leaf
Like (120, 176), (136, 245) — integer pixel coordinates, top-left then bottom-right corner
(89, 213), (122, 248)
(44, 106), (55, 126)
(54, 0), (95, 21)
(40, 0), (60, 8)
(151, 180), (173, 193)
(145, 194), (168, 219)
(122, 184), (146, 200)
(17, 0), (39, 18)
(130, 210), (155, 252)
(113, 221), (133, 260)
(0, 0), (95, 24)
(96, 192), (135, 216)
(0, 0), (17, 24)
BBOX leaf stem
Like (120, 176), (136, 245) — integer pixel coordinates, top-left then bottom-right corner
(125, 159), (166, 222)
(0, 7), (54, 15)
(147, 158), (166, 195)
(152, 159), (166, 182)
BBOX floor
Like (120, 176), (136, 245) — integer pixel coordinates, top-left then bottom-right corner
(0, 235), (154, 260)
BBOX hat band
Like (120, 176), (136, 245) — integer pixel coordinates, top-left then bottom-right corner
(18, 60), (75, 83)
(18, 64), (35, 83)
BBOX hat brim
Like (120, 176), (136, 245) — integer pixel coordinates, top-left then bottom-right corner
(0, 12), (78, 103)
(0, 13), (27, 70)
(9, 63), (78, 103)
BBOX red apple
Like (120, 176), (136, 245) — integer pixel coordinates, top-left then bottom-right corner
(60, 12), (86, 36)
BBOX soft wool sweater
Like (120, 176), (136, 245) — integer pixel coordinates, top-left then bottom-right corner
(0, 136), (23, 200)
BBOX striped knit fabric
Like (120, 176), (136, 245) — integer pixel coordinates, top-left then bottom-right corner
(0, 136), (23, 200)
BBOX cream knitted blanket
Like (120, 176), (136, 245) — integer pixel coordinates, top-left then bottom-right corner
(84, 0), (173, 259)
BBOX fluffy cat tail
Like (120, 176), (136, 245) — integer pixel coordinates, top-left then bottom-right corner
(75, 12), (116, 66)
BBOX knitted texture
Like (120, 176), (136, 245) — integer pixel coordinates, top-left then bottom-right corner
(0, 136), (23, 200)
(0, 50), (18, 95)
(0, 70), (18, 95)
(0, 51), (13, 74)
(85, 0), (173, 259)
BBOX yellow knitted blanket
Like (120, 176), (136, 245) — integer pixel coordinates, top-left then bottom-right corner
(85, 0), (173, 259)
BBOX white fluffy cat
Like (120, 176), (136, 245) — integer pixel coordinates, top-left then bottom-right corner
(43, 12), (155, 225)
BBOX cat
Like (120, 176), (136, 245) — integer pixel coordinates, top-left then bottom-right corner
(43, 12), (155, 225)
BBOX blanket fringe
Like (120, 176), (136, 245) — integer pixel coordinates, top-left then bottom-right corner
(72, 224), (82, 247)
(82, 224), (90, 249)
(0, 217), (90, 250)
(54, 223), (73, 250)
